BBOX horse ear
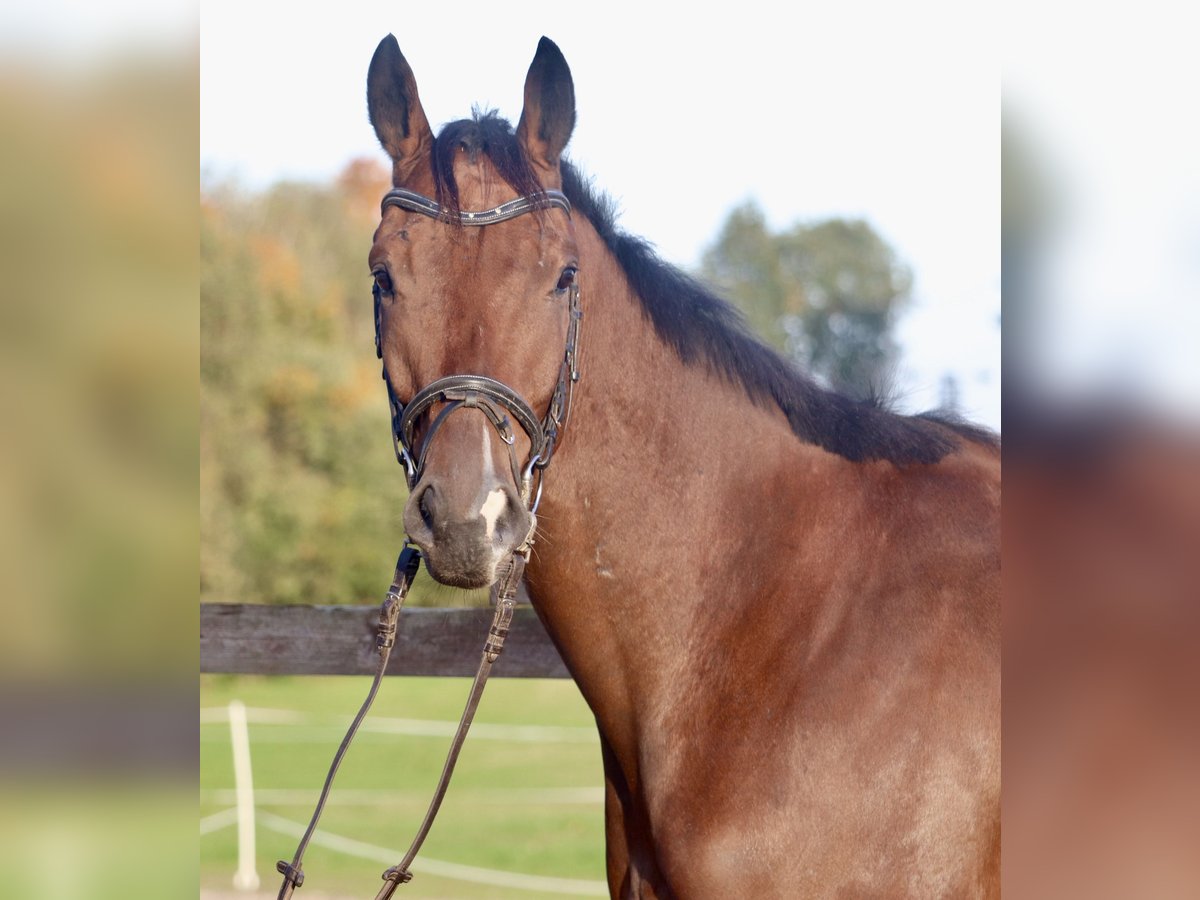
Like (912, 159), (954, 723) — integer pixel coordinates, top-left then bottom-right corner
(367, 34), (433, 180)
(516, 37), (576, 178)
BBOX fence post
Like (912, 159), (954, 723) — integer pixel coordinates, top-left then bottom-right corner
(228, 699), (260, 891)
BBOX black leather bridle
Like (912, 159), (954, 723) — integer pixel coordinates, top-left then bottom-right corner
(374, 187), (582, 515)
(276, 186), (584, 900)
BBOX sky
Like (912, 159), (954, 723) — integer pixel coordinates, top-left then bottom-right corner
(1003, 1), (1200, 419)
(198, 1), (1001, 428)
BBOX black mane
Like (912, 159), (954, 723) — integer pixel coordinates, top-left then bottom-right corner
(430, 112), (997, 464)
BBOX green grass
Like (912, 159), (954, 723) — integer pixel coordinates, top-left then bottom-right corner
(200, 674), (607, 898)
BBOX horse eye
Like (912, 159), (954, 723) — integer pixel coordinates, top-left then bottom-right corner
(556, 267), (578, 292)
(373, 270), (393, 295)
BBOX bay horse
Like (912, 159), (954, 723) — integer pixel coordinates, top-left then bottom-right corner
(366, 34), (1000, 898)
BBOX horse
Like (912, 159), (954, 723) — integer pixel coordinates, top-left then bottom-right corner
(365, 34), (1001, 898)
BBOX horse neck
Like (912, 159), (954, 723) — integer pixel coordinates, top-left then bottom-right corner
(524, 217), (812, 761)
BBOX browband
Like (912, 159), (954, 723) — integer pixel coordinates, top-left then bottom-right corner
(381, 188), (571, 225)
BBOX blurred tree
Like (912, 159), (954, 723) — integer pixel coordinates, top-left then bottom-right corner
(201, 159), (479, 607)
(700, 201), (912, 397)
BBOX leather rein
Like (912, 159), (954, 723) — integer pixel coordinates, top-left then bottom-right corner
(275, 187), (581, 900)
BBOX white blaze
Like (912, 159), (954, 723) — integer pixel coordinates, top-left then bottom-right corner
(478, 425), (506, 540)
(480, 488), (507, 540)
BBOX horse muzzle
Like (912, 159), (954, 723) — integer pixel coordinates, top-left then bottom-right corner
(403, 476), (533, 589)
(384, 369), (561, 589)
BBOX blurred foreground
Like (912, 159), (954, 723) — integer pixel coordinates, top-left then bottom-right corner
(0, 13), (197, 900)
(1004, 406), (1200, 896)
(1003, 9), (1200, 892)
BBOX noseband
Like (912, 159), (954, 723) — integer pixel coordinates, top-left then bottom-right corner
(375, 187), (582, 516)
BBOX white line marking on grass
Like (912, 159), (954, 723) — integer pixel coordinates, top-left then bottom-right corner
(256, 811), (608, 896)
(202, 787), (606, 806)
(199, 706), (306, 724)
(362, 716), (597, 743)
(200, 708), (598, 743)
(199, 807), (239, 835)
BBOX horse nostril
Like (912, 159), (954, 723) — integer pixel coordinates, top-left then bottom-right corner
(418, 486), (436, 531)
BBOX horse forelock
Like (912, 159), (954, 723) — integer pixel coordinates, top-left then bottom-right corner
(430, 110), (545, 219)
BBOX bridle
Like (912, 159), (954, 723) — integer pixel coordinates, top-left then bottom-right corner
(376, 187), (582, 516)
(276, 185), (582, 900)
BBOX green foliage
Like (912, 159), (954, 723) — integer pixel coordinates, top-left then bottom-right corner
(201, 161), (480, 606)
(700, 201), (912, 396)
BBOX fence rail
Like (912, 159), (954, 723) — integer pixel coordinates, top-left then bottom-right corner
(200, 603), (570, 678)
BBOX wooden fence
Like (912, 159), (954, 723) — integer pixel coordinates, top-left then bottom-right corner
(200, 603), (570, 678)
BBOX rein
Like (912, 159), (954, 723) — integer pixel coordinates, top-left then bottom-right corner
(276, 186), (580, 899)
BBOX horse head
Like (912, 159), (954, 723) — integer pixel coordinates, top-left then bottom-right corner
(367, 35), (580, 589)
